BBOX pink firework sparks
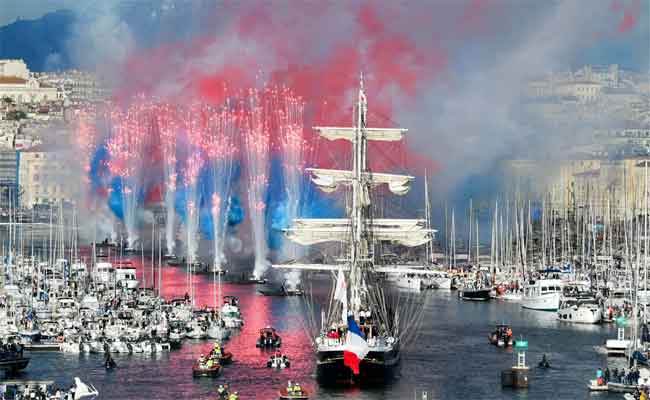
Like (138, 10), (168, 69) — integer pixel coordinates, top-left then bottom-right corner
(211, 193), (221, 216)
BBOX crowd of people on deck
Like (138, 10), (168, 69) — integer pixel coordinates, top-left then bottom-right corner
(604, 304), (633, 321)
(595, 366), (642, 386)
(285, 381), (304, 396)
(0, 384), (77, 400)
(197, 341), (226, 370)
(323, 310), (383, 347)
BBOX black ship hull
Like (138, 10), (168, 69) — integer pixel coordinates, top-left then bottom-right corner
(0, 357), (30, 372)
(316, 348), (399, 384)
(460, 288), (491, 301)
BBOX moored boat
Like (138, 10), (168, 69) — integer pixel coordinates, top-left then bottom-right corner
(192, 360), (221, 377)
(460, 287), (492, 301)
(522, 278), (563, 311)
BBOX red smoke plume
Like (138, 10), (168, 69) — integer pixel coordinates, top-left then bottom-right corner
(113, 2), (448, 175)
(617, 0), (641, 33)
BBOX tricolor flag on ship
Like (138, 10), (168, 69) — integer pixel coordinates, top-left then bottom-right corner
(343, 315), (369, 375)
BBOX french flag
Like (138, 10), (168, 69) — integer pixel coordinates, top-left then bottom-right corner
(343, 315), (369, 375)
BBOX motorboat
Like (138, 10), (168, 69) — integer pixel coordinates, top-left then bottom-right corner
(54, 297), (77, 319)
(258, 281), (305, 296)
(278, 386), (309, 400)
(459, 271), (492, 301)
(393, 273), (425, 291)
(94, 262), (115, 288)
(460, 286), (491, 301)
(605, 321), (637, 356)
(208, 344), (233, 365)
(500, 291), (523, 301)
(115, 262), (139, 289)
(192, 358), (221, 377)
(267, 353), (291, 369)
(522, 278), (563, 311)
(0, 377), (98, 400)
(488, 324), (513, 347)
(429, 270), (452, 289)
(557, 298), (602, 324)
(206, 321), (230, 340)
(221, 296), (244, 328)
(257, 327), (282, 348)
(185, 320), (206, 339)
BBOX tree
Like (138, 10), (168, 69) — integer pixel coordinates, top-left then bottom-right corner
(2, 97), (13, 105)
(6, 110), (27, 120)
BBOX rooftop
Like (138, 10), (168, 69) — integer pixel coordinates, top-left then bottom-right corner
(0, 76), (27, 84)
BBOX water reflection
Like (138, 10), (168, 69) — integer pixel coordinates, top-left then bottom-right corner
(15, 257), (627, 399)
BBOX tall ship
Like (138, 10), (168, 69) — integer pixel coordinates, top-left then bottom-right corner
(274, 76), (435, 383)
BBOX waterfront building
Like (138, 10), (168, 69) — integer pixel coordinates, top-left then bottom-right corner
(18, 146), (79, 207)
(0, 59), (61, 104)
(0, 149), (18, 207)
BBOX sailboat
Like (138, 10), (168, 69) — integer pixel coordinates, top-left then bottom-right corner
(273, 76), (435, 382)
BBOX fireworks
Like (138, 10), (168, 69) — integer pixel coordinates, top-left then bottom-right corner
(242, 88), (272, 278)
(155, 102), (180, 256)
(73, 83), (314, 280)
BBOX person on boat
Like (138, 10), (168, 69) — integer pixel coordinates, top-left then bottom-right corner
(506, 327), (513, 340)
(286, 381), (293, 394)
(295, 383), (303, 395)
(213, 342), (222, 357)
(199, 354), (206, 365)
(327, 327), (340, 339)
(539, 354), (550, 368)
(104, 352), (116, 369)
(596, 368), (604, 386)
(228, 392), (239, 400)
(604, 367), (610, 383)
(216, 384), (228, 399)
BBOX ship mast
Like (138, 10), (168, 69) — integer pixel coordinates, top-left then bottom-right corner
(350, 73), (369, 317)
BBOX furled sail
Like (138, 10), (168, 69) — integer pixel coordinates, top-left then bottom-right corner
(307, 168), (414, 195)
(314, 127), (407, 142)
(285, 218), (434, 247)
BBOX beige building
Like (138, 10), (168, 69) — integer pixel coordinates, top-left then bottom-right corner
(18, 147), (79, 206)
(0, 59), (60, 104)
(503, 156), (650, 213)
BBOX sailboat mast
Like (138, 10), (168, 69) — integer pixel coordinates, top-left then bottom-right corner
(349, 74), (369, 316)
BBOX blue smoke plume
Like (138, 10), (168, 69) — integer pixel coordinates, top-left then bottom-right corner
(265, 156), (341, 250)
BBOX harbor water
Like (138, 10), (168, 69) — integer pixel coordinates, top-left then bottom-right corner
(13, 259), (626, 399)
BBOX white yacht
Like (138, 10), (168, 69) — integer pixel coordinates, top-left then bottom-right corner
(54, 297), (77, 319)
(115, 263), (139, 289)
(393, 274), (424, 290)
(522, 279), (564, 311)
(94, 262), (115, 288)
(429, 270), (452, 290)
(557, 283), (602, 324)
(557, 298), (602, 324)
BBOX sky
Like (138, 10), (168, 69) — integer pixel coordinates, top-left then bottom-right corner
(0, 0), (92, 25)
(4, 0), (649, 218)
